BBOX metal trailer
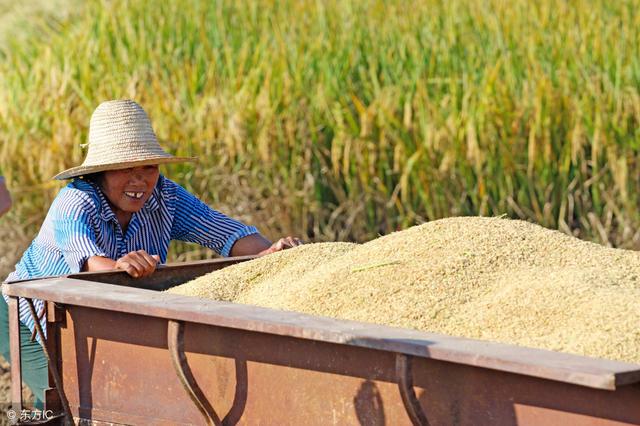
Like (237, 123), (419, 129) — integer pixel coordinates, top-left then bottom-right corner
(3, 256), (640, 425)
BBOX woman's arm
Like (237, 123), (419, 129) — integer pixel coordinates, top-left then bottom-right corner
(230, 234), (303, 256)
(83, 256), (117, 271)
(83, 251), (160, 278)
(0, 177), (12, 217)
(169, 181), (303, 257)
(229, 233), (272, 256)
(83, 235), (301, 278)
(82, 235), (300, 279)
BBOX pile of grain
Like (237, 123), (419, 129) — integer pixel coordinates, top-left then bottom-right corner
(170, 242), (359, 302)
(167, 217), (640, 364)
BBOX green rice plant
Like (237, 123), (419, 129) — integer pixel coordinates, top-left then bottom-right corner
(0, 0), (639, 267)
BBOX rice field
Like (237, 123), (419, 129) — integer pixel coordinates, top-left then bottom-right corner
(0, 0), (639, 263)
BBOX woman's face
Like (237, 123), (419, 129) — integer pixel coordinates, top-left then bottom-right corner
(101, 165), (160, 214)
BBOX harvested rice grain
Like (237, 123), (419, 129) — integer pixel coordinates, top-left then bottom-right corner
(168, 242), (358, 301)
(167, 217), (640, 364)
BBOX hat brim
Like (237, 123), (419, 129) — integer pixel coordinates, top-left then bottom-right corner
(52, 156), (197, 180)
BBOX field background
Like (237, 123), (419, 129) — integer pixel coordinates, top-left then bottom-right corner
(0, 0), (639, 412)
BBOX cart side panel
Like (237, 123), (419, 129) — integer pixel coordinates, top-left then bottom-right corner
(58, 306), (640, 425)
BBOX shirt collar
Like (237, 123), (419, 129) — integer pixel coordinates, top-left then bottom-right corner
(80, 181), (116, 223)
(95, 195), (114, 222)
(144, 179), (161, 214)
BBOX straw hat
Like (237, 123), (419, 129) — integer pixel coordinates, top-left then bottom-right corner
(53, 99), (195, 180)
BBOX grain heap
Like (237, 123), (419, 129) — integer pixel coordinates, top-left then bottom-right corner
(168, 217), (640, 364)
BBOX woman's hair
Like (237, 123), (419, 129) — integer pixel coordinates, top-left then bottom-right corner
(80, 172), (104, 187)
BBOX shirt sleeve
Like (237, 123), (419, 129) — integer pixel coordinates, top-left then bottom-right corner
(170, 184), (259, 256)
(52, 193), (107, 273)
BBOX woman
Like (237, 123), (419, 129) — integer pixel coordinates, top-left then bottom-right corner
(1, 99), (302, 407)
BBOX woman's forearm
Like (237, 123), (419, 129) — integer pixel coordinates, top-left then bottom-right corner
(83, 251), (160, 278)
(82, 255), (117, 272)
(0, 177), (12, 217)
(230, 233), (273, 256)
(230, 234), (304, 256)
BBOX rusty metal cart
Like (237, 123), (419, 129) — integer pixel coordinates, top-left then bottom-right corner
(3, 256), (640, 425)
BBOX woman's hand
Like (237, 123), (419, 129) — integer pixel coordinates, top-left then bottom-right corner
(258, 236), (304, 256)
(0, 177), (12, 217)
(115, 250), (160, 278)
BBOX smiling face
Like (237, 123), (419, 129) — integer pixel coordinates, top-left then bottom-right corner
(100, 165), (160, 221)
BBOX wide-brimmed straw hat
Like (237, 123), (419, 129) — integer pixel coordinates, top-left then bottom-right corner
(53, 99), (195, 180)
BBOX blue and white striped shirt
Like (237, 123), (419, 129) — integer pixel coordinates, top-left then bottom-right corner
(3, 175), (259, 337)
